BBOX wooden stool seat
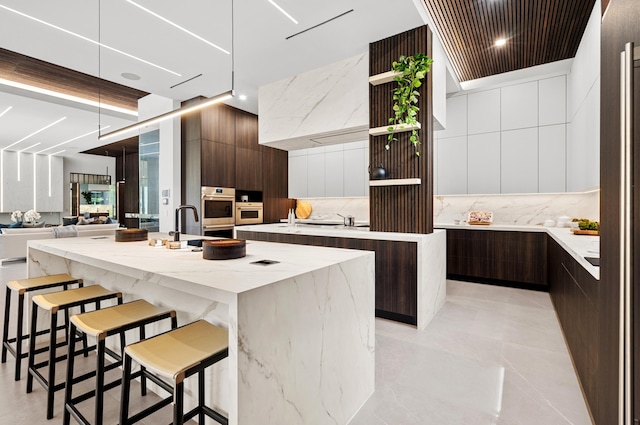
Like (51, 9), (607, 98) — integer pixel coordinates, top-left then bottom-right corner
(2, 273), (82, 381)
(120, 320), (229, 425)
(27, 285), (122, 420)
(63, 300), (177, 425)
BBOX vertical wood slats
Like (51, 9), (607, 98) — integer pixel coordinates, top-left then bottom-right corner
(369, 26), (433, 234)
(421, 0), (596, 82)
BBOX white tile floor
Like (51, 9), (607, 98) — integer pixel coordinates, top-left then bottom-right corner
(0, 262), (592, 424)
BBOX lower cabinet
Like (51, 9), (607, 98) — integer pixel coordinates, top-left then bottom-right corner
(548, 238), (598, 418)
(236, 230), (418, 325)
(446, 229), (548, 288)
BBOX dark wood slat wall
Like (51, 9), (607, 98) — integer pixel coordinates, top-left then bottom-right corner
(421, 0), (595, 82)
(0, 47), (147, 110)
(115, 152), (139, 229)
(369, 25), (434, 234)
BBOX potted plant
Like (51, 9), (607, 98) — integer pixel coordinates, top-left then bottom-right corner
(387, 53), (433, 156)
(81, 191), (92, 204)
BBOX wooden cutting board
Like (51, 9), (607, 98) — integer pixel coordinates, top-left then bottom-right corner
(571, 229), (600, 236)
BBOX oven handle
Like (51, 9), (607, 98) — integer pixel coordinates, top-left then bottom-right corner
(202, 195), (235, 199)
(202, 224), (235, 230)
(236, 206), (263, 210)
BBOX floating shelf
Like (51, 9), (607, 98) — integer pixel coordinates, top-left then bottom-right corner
(369, 178), (422, 187)
(369, 70), (402, 85)
(369, 122), (421, 137)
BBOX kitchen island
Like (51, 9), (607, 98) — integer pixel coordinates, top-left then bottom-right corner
(236, 223), (446, 329)
(27, 235), (375, 425)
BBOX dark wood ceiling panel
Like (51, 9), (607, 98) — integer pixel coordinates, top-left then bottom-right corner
(422, 0), (596, 81)
(0, 47), (147, 110)
(81, 136), (139, 156)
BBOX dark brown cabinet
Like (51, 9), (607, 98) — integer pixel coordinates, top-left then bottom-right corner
(446, 229), (548, 287)
(236, 230), (418, 325)
(181, 102), (288, 225)
(235, 147), (262, 191)
(201, 140), (235, 188)
(548, 237), (598, 422)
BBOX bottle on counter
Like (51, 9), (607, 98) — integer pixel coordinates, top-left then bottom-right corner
(287, 209), (295, 226)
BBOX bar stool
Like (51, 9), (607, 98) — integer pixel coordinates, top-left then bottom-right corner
(26, 285), (122, 419)
(63, 299), (177, 425)
(2, 274), (83, 380)
(119, 320), (229, 425)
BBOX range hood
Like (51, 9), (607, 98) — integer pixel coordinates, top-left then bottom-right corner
(258, 53), (369, 151)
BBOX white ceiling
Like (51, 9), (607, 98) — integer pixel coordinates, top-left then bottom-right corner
(0, 0), (426, 156)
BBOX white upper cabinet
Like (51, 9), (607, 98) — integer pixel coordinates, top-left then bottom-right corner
(539, 124), (567, 193)
(468, 132), (501, 194)
(468, 89), (500, 135)
(501, 128), (539, 193)
(501, 81), (538, 131)
(539, 76), (567, 126)
(437, 136), (467, 195)
(438, 95), (467, 139)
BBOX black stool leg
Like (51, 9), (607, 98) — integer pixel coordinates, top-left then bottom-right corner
(26, 303), (38, 393)
(139, 325), (147, 396)
(63, 323), (78, 425)
(46, 310), (58, 419)
(119, 354), (133, 425)
(14, 293), (25, 381)
(199, 370), (205, 423)
(174, 381), (184, 425)
(2, 287), (11, 363)
(95, 338), (106, 425)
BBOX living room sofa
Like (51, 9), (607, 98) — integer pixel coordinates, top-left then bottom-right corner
(0, 223), (121, 262)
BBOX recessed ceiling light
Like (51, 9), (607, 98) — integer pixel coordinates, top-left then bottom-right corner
(239, 94), (247, 101)
(495, 38), (507, 47)
(0, 3), (182, 77)
(0, 105), (12, 118)
(121, 72), (141, 81)
(4, 117), (67, 151)
(268, 0), (298, 24)
(125, 0), (230, 55)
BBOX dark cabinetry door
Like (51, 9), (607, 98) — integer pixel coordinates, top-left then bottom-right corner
(201, 104), (236, 144)
(262, 148), (288, 223)
(235, 111), (259, 151)
(446, 230), (547, 287)
(235, 148), (262, 191)
(201, 140), (235, 188)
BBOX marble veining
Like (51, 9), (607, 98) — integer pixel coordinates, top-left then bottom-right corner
(27, 235), (375, 425)
(259, 53), (368, 146)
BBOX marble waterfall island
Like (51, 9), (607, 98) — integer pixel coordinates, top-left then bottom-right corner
(27, 235), (375, 425)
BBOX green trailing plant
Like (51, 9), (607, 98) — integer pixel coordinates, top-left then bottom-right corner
(387, 53), (433, 156)
(81, 191), (92, 204)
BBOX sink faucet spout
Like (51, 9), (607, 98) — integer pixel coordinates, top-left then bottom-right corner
(171, 205), (199, 241)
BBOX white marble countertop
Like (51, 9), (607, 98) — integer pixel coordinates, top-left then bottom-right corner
(435, 222), (599, 280)
(28, 233), (373, 295)
(238, 223), (445, 242)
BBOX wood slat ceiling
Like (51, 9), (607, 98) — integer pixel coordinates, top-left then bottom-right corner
(0, 47), (148, 110)
(82, 136), (139, 156)
(422, 0), (596, 81)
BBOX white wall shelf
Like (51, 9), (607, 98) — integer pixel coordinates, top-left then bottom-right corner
(369, 178), (422, 187)
(369, 71), (402, 86)
(369, 122), (421, 137)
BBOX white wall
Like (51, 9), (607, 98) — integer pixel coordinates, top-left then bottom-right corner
(435, 74), (568, 194)
(288, 141), (369, 198)
(63, 154), (116, 217)
(138, 94), (180, 233)
(432, 37), (447, 130)
(567, 0), (600, 192)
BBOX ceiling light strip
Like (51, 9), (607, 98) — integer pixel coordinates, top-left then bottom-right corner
(285, 9), (354, 40)
(35, 126), (111, 154)
(0, 4), (182, 77)
(268, 0), (298, 24)
(0, 151), (3, 211)
(17, 152), (20, 182)
(0, 105), (12, 118)
(126, 0), (230, 54)
(33, 155), (36, 210)
(49, 150), (66, 156)
(99, 90), (233, 141)
(19, 143), (41, 152)
(0, 78), (137, 117)
(48, 155), (51, 197)
(3, 116), (66, 151)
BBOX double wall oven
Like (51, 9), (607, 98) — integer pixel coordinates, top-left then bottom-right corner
(201, 187), (235, 238)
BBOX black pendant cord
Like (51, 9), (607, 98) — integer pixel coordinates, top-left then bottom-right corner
(98, 0), (102, 137)
(231, 0), (235, 93)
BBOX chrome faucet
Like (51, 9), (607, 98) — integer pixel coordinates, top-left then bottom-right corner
(169, 205), (199, 242)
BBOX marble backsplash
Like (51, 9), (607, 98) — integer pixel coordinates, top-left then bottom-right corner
(298, 190), (600, 226)
(434, 190), (600, 225)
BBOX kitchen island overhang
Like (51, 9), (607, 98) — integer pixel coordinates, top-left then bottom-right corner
(27, 235), (375, 425)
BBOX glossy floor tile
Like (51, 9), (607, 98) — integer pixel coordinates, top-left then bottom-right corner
(0, 262), (591, 424)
